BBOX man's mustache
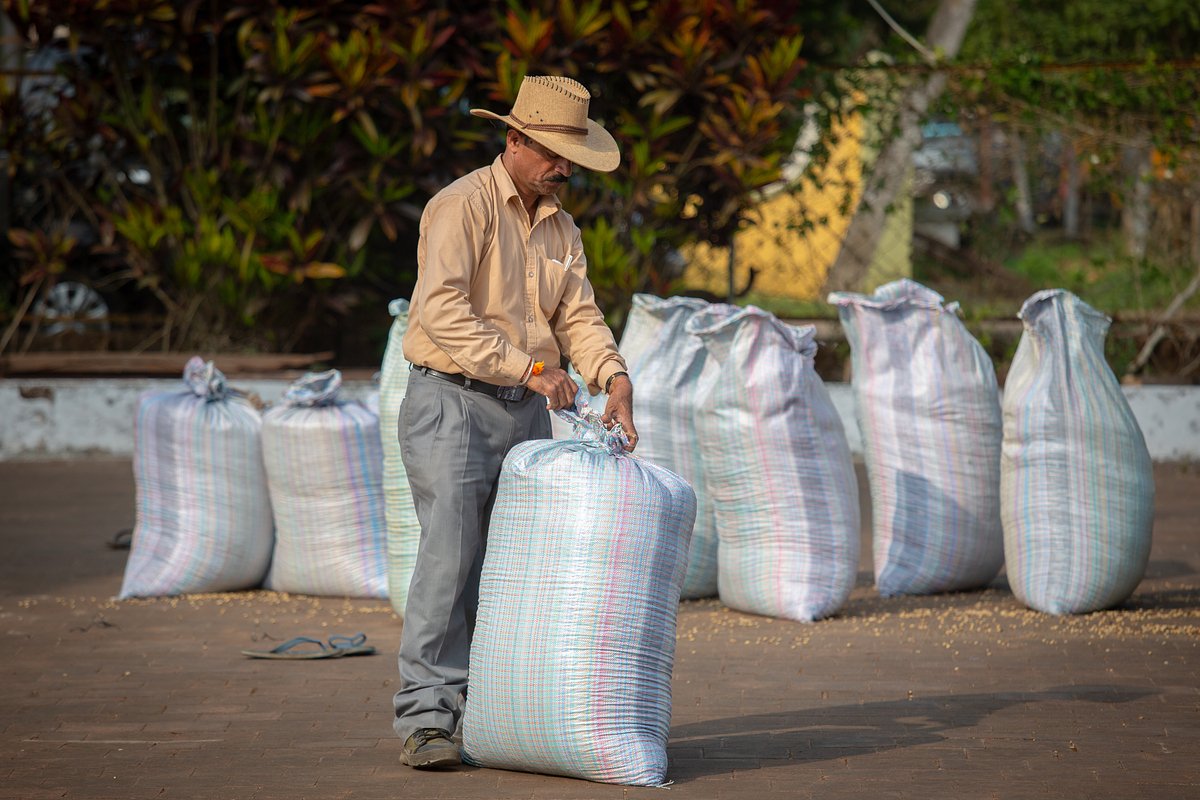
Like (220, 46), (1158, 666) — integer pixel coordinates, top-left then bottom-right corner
(548, 175), (568, 183)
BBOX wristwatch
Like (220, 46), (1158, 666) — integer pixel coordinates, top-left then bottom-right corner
(604, 371), (628, 394)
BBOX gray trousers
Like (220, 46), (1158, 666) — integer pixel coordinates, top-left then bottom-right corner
(392, 369), (551, 741)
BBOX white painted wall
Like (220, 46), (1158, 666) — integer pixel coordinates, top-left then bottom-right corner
(2, 376), (1196, 462)
(0, 376), (379, 460)
(1123, 385), (1200, 463)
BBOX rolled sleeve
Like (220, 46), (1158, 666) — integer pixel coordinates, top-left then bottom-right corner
(551, 249), (626, 395)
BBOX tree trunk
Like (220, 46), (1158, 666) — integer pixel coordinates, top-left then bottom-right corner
(1062, 136), (1082, 238)
(822, 0), (979, 295)
(976, 112), (995, 213)
(1010, 127), (1036, 236)
(1, 12), (18, 252)
(0, 12), (18, 77)
(1121, 132), (1153, 261)
(1191, 198), (1200, 267)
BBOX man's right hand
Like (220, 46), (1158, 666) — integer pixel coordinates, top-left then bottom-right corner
(524, 367), (579, 411)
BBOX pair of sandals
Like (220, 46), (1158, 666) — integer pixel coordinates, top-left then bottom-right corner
(241, 633), (376, 660)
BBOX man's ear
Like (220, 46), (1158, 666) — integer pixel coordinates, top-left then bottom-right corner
(505, 128), (521, 151)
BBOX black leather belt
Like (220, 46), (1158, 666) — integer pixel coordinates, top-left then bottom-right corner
(412, 365), (529, 402)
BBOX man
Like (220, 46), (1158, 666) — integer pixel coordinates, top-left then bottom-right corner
(393, 74), (639, 769)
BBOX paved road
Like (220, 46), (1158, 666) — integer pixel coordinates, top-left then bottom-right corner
(1, 458), (1197, 799)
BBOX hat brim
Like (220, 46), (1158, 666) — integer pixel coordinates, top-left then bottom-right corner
(471, 109), (620, 173)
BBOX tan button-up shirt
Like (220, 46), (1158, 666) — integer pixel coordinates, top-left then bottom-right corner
(403, 155), (626, 394)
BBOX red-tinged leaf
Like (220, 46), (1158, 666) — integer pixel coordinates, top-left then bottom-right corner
(7, 228), (32, 249)
(301, 262), (346, 280)
(379, 213), (397, 241)
(260, 253), (291, 275)
(414, 128), (437, 159)
(305, 83), (342, 98)
(429, 24), (456, 52)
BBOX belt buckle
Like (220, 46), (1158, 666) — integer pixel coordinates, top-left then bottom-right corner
(496, 385), (525, 402)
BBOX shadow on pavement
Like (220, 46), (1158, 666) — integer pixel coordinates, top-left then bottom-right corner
(666, 685), (1155, 781)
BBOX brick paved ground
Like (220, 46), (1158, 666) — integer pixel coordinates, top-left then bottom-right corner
(1, 458), (1197, 800)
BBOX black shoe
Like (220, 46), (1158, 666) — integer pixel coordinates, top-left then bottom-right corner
(400, 727), (460, 769)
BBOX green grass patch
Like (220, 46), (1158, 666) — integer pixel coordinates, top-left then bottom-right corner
(736, 292), (840, 320)
(1004, 233), (1197, 316)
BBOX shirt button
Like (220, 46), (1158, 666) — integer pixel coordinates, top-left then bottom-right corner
(528, 271), (534, 277)
(527, 315), (534, 323)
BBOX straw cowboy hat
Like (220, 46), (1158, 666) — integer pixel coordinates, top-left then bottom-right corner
(471, 75), (620, 173)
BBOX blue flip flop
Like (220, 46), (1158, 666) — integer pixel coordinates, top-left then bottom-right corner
(327, 633), (376, 657)
(241, 633), (376, 660)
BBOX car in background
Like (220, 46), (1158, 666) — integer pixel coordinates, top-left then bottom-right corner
(912, 120), (978, 249)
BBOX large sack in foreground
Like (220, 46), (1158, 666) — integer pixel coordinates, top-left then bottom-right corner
(119, 357), (273, 599)
(829, 279), (1004, 596)
(623, 293), (731, 599)
(262, 370), (388, 598)
(378, 298), (421, 615)
(1001, 290), (1154, 614)
(688, 306), (860, 622)
(463, 401), (695, 787)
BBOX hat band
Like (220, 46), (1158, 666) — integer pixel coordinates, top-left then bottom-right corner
(511, 112), (587, 136)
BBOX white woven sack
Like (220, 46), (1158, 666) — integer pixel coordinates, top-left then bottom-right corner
(262, 370), (388, 597)
(624, 293), (729, 599)
(378, 298), (421, 615)
(688, 306), (860, 621)
(463, 399), (695, 787)
(617, 291), (689, 368)
(119, 357), (273, 599)
(829, 279), (1004, 596)
(1001, 290), (1154, 614)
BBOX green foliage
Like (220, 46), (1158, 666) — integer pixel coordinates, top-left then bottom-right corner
(954, 0), (1200, 158)
(1005, 233), (1198, 316)
(738, 292), (839, 321)
(482, 0), (822, 316)
(2, 0), (846, 354)
(6, 227), (77, 285)
(3, 0), (485, 351)
(937, 0), (1200, 347)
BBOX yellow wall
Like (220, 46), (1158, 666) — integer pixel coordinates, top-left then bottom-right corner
(681, 111), (911, 300)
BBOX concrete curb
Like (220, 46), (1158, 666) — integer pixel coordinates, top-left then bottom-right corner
(2, 376), (1196, 462)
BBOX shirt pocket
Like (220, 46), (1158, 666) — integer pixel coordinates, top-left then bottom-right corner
(537, 248), (574, 315)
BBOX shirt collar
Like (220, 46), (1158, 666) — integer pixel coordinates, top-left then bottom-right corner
(492, 154), (562, 222)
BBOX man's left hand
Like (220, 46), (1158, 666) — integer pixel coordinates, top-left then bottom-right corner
(601, 374), (637, 452)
